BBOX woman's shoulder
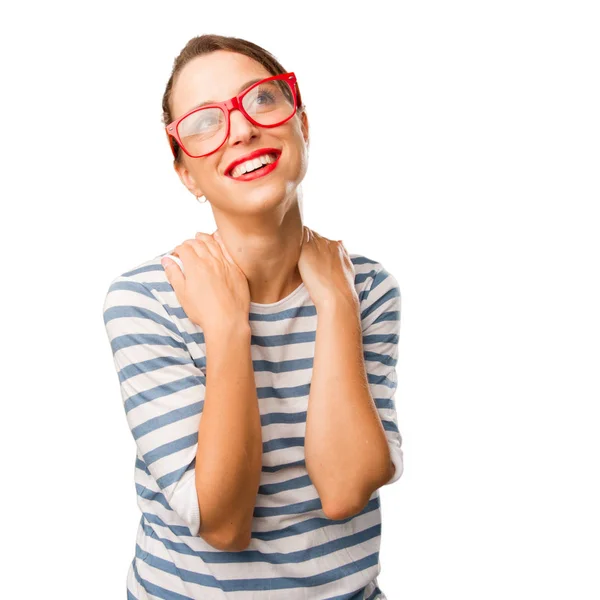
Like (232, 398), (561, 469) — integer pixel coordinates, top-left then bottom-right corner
(348, 250), (400, 303)
(348, 250), (396, 285)
(108, 244), (173, 282)
(110, 248), (171, 283)
(103, 248), (174, 309)
(348, 251), (383, 271)
(348, 251), (401, 334)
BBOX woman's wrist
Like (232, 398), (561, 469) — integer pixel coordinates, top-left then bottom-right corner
(203, 318), (251, 346)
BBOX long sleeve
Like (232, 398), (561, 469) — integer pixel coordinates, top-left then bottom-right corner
(102, 275), (205, 535)
(360, 264), (404, 486)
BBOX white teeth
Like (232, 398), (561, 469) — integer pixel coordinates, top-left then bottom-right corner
(231, 153), (277, 178)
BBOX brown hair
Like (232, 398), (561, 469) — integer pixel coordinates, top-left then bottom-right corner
(161, 34), (306, 165)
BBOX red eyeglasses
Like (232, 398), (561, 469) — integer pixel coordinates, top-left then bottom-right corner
(165, 72), (302, 159)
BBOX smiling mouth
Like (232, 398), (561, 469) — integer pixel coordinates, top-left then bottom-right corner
(226, 151), (282, 181)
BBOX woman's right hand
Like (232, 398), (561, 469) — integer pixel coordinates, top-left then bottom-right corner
(162, 229), (251, 336)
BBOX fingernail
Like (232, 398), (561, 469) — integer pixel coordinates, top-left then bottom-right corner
(161, 258), (170, 269)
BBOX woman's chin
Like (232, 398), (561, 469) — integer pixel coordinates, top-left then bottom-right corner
(233, 180), (292, 210)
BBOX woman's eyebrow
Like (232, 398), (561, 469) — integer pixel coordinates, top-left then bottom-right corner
(188, 78), (265, 111)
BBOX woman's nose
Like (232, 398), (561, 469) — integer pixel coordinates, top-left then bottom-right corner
(227, 109), (259, 145)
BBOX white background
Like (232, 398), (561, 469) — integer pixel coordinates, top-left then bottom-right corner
(1, 1), (599, 598)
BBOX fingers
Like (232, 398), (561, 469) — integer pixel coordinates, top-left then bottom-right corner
(303, 226), (348, 258)
(161, 255), (185, 292)
(304, 227), (329, 244)
(172, 230), (234, 270)
(193, 230), (234, 264)
(303, 225), (310, 244)
(210, 230), (235, 265)
(310, 227), (344, 247)
(174, 242), (204, 266)
(170, 230), (233, 278)
(193, 232), (223, 262)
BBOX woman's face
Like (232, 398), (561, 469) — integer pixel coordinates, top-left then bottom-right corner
(170, 50), (309, 215)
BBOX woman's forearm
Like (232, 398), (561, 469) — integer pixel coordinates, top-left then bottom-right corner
(305, 296), (394, 519)
(196, 323), (262, 550)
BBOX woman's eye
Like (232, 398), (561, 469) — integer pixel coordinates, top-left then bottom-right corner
(195, 116), (220, 132)
(257, 92), (275, 104)
(248, 89), (277, 109)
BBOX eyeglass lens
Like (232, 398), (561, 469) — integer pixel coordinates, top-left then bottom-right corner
(177, 79), (296, 157)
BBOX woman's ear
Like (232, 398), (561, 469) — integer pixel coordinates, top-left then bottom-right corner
(300, 110), (309, 146)
(173, 160), (203, 198)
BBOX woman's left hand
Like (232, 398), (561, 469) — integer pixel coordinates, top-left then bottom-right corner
(297, 226), (359, 310)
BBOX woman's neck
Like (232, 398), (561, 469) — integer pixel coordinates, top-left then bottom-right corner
(212, 201), (305, 305)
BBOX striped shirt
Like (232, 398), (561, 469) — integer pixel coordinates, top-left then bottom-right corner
(102, 248), (404, 600)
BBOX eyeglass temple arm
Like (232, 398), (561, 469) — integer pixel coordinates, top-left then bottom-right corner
(165, 128), (178, 159)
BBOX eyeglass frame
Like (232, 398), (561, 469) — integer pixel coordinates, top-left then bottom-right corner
(165, 72), (302, 160)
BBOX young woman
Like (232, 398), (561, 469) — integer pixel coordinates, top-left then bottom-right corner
(103, 33), (404, 600)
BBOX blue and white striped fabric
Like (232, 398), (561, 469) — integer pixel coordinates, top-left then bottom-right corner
(103, 249), (404, 599)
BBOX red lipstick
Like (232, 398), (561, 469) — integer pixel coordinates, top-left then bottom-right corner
(225, 148), (281, 180)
